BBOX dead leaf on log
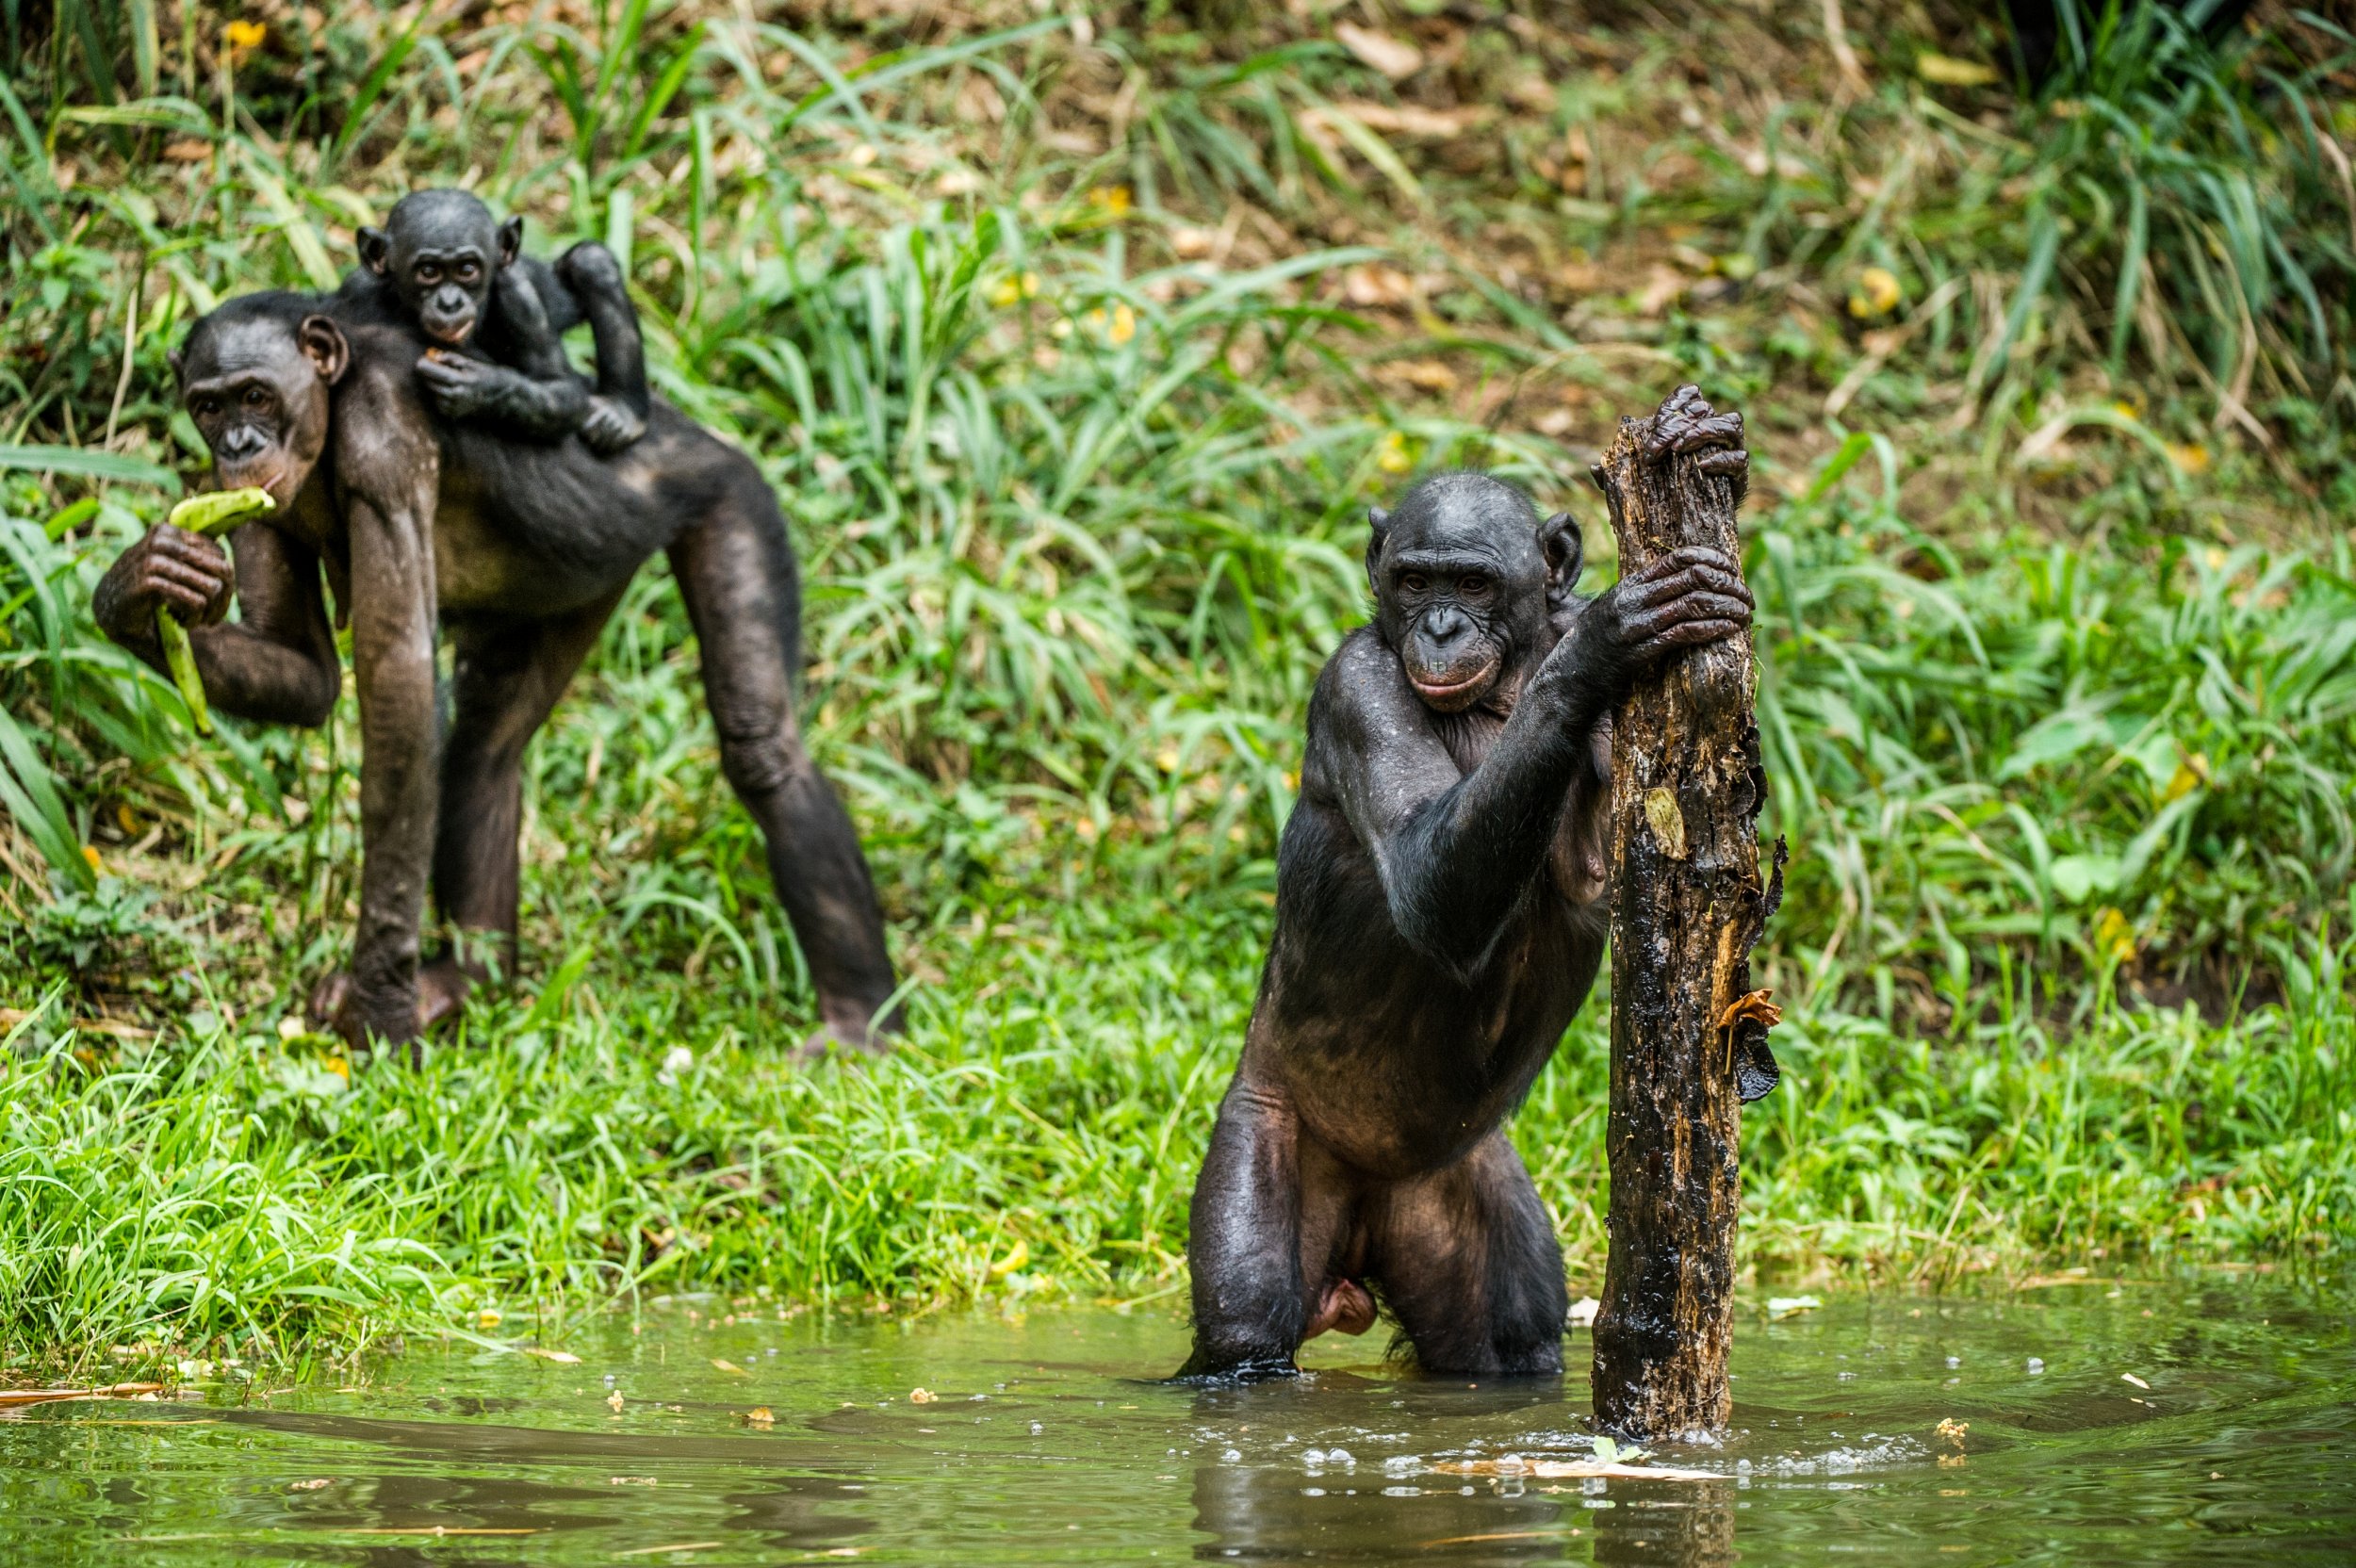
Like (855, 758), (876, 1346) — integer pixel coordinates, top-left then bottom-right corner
(1643, 788), (1687, 858)
(1716, 989), (1782, 1034)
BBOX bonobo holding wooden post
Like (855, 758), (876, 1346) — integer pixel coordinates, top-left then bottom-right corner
(1177, 393), (1755, 1380)
(1590, 386), (1785, 1440)
(92, 291), (900, 1054)
(336, 188), (649, 455)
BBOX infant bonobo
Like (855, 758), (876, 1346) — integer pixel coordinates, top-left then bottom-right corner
(1179, 389), (1755, 1381)
(339, 188), (648, 454)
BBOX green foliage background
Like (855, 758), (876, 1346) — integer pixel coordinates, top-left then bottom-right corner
(0, 1), (2351, 1369)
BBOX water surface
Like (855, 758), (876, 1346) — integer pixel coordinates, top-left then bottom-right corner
(4, 1275), (2350, 1564)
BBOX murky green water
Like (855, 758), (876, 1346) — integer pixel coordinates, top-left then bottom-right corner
(4, 1276), (2351, 1564)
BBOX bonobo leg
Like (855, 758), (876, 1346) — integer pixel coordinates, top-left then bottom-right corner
(667, 470), (900, 1052)
(1183, 1080), (1309, 1379)
(1179, 1078), (1366, 1380)
(309, 591), (622, 1037)
(1369, 1132), (1568, 1376)
(434, 594), (626, 971)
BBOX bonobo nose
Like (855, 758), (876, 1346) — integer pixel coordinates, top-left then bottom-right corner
(1424, 606), (1468, 643)
(221, 425), (267, 459)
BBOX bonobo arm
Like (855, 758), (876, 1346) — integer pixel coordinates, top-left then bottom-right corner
(1329, 545), (1753, 978)
(1322, 636), (1598, 979)
(91, 518), (340, 727)
(557, 241), (649, 419)
(335, 377), (445, 1046)
(557, 241), (649, 452)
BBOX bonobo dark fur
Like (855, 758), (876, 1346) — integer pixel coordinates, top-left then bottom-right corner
(1178, 390), (1754, 1380)
(335, 188), (649, 455)
(94, 289), (900, 1054)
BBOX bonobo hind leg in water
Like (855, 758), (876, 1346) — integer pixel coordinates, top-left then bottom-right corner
(94, 292), (899, 1054)
(1179, 391), (1756, 1380)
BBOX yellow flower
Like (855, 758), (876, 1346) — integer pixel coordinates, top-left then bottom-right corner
(1090, 185), (1132, 218)
(2164, 441), (2209, 475)
(987, 270), (1039, 308)
(2093, 906), (2136, 965)
(1848, 267), (1901, 318)
(81, 844), (102, 874)
(1375, 430), (1415, 475)
(1082, 302), (1138, 346)
(224, 20), (266, 59)
(478, 1308), (502, 1330)
(324, 1056), (351, 1081)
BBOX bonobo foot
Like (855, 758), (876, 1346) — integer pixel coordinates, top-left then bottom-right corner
(790, 1011), (893, 1066)
(580, 396), (646, 455)
(305, 956), (476, 1050)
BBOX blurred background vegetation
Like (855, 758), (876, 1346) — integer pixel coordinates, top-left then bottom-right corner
(0, 0), (2351, 1368)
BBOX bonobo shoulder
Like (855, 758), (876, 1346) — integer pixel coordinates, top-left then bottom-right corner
(329, 327), (437, 490)
(1310, 627), (1429, 748)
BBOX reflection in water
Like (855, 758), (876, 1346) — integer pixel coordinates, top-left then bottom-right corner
(1192, 1457), (1573, 1563)
(0, 1279), (2348, 1565)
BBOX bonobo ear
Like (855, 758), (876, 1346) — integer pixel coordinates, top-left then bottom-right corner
(1538, 511), (1583, 608)
(357, 226), (391, 275)
(166, 344), (185, 384)
(497, 215), (524, 269)
(297, 315), (351, 385)
(1363, 506), (1392, 601)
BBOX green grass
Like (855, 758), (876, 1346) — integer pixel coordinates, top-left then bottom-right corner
(1, 2), (2352, 1372)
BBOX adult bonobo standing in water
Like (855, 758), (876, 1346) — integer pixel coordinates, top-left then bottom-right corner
(1179, 392), (1754, 1380)
(92, 292), (901, 1054)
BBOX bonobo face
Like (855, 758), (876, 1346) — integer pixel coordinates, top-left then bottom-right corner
(177, 310), (348, 508)
(1367, 473), (1564, 712)
(357, 190), (520, 349)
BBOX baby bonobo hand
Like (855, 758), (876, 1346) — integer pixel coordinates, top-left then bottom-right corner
(416, 348), (503, 420)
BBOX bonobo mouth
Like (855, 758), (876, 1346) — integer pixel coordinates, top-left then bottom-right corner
(421, 314), (476, 347)
(217, 461), (296, 509)
(1407, 660), (1500, 710)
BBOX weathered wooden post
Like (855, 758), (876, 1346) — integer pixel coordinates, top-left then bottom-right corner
(1589, 386), (1783, 1439)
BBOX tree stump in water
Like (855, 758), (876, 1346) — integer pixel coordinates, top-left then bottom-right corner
(1589, 386), (1783, 1440)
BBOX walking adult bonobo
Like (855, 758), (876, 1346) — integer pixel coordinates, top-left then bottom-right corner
(1178, 390), (1754, 1380)
(90, 291), (901, 1053)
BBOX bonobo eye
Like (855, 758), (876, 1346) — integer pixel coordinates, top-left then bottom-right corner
(454, 260), (479, 282)
(1459, 574), (1491, 598)
(191, 396), (220, 419)
(1399, 572), (1429, 596)
(416, 263), (441, 285)
(241, 385), (270, 408)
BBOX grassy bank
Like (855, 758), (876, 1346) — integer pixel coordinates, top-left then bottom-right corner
(2, 2), (2352, 1370)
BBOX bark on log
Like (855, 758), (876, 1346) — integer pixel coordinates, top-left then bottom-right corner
(1590, 388), (1783, 1440)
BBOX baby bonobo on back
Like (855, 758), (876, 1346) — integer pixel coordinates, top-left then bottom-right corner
(339, 188), (648, 454)
(1179, 389), (1754, 1381)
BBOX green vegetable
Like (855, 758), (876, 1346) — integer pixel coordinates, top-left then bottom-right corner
(155, 487), (276, 736)
(165, 485), (275, 539)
